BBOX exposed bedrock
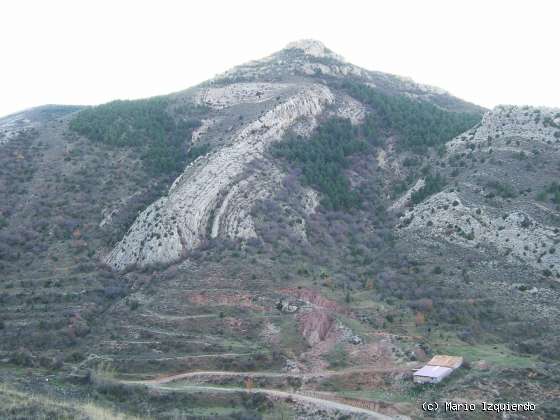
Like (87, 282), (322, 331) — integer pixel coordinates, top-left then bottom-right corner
(105, 84), (334, 270)
(399, 191), (560, 277)
(394, 105), (560, 278)
(447, 105), (560, 153)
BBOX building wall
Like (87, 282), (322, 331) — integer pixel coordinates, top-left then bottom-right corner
(413, 368), (452, 384)
(413, 375), (439, 384)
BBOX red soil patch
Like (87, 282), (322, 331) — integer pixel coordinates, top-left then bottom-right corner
(223, 317), (248, 333)
(278, 287), (349, 314)
(299, 309), (335, 346)
(347, 340), (395, 368)
(185, 291), (265, 311)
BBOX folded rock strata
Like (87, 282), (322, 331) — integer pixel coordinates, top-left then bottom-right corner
(106, 83), (334, 270)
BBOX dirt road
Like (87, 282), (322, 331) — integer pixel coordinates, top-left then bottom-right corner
(127, 366), (406, 385)
(152, 383), (394, 419)
(122, 367), (411, 419)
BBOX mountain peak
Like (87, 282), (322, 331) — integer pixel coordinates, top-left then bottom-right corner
(283, 39), (345, 61)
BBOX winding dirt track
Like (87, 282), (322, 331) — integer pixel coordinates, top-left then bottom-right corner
(122, 367), (410, 419)
(129, 366), (405, 385)
(150, 383), (392, 419)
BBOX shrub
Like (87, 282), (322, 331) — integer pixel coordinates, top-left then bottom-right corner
(538, 182), (560, 204)
(10, 348), (34, 367)
(411, 173), (447, 204)
(326, 344), (348, 368)
(88, 362), (134, 401)
(126, 299), (140, 310)
(410, 298), (434, 312)
(65, 351), (85, 363)
(485, 180), (516, 199)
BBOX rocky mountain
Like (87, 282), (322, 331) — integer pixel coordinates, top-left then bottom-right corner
(400, 106), (560, 277)
(100, 40), (483, 271)
(1, 40), (559, 419)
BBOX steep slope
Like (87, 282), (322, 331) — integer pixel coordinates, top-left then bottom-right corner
(105, 83), (335, 270)
(0, 104), (176, 358)
(101, 40), (482, 271)
(392, 105), (560, 358)
(397, 105), (560, 277)
(0, 105), (82, 145)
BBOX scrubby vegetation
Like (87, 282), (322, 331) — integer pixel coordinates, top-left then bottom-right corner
(0, 383), (141, 420)
(485, 180), (516, 199)
(543, 115), (560, 129)
(341, 81), (482, 153)
(69, 98), (205, 175)
(326, 344), (349, 369)
(272, 82), (472, 210)
(411, 173), (447, 204)
(537, 182), (560, 205)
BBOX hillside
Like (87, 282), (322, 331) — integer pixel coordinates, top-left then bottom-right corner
(1, 40), (559, 419)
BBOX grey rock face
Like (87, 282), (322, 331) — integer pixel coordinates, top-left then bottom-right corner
(350, 335), (363, 345)
(103, 40), (487, 271)
(277, 300), (299, 314)
(106, 84), (334, 270)
(447, 105), (560, 153)
(397, 105), (560, 278)
(0, 113), (34, 145)
(401, 191), (560, 277)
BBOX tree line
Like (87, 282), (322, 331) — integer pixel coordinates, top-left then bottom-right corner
(69, 97), (205, 176)
(340, 80), (482, 153)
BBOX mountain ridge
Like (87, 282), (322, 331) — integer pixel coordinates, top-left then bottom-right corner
(95, 41), (484, 271)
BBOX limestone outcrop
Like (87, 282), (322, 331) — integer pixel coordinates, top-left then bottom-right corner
(0, 113), (34, 145)
(104, 40), (487, 271)
(106, 83), (334, 270)
(195, 82), (289, 110)
(400, 190), (560, 277)
(397, 105), (560, 278)
(447, 105), (560, 153)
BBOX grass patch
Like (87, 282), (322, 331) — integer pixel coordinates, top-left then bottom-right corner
(325, 344), (349, 369)
(278, 319), (308, 357)
(336, 314), (371, 338)
(431, 336), (537, 368)
(336, 388), (413, 404)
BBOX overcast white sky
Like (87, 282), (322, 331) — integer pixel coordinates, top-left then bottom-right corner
(1, 0), (559, 117)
